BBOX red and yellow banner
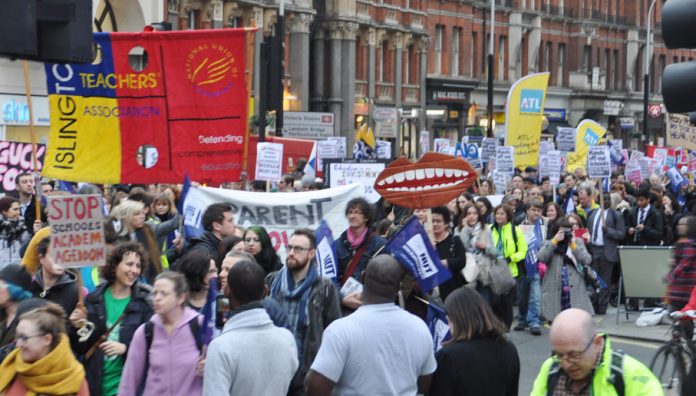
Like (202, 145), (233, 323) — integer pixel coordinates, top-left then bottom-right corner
(43, 29), (248, 184)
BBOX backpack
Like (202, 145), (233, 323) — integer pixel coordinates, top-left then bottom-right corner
(546, 349), (625, 396)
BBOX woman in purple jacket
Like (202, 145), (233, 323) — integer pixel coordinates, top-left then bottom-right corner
(118, 271), (204, 396)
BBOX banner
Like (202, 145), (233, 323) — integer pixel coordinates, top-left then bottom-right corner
(47, 194), (107, 268)
(566, 119), (606, 173)
(666, 113), (696, 151)
(43, 29), (248, 184)
(385, 217), (453, 293)
(504, 72), (550, 169)
(182, 184), (363, 262)
(0, 141), (46, 192)
(314, 220), (338, 282)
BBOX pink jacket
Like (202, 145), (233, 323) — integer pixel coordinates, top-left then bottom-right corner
(118, 307), (203, 396)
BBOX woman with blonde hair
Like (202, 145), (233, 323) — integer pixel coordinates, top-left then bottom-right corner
(0, 302), (89, 395)
(108, 200), (162, 282)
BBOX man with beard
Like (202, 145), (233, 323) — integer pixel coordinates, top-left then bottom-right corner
(268, 229), (341, 396)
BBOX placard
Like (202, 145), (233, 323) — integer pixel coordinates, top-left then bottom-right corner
(255, 142), (284, 182)
(495, 146), (515, 176)
(325, 160), (388, 203)
(539, 140), (555, 154)
(547, 150), (563, 185)
(556, 127), (576, 153)
(666, 113), (696, 151)
(48, 195), (106, 268)
(587, 146), (611, 179)
(652, 147), (668, 167)
(492, 171), (507, 194)
(639, 158), (651, 181)
(373, 107), (398, 138)
(609, 139), (623, 165)
(538, 154), (549, 179)
(376, 140), (392, 159)
(0, 141), (46, 192)
(625, 162), (642, 185)
(317, 140), (340, 170)
(419, 131), (430, 154)
(481, 138), (497, 161)
(434, 138), (451, 154)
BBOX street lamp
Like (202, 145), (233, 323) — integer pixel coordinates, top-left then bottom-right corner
(643, 0), (656, 144)
(487, 0), (495, 138)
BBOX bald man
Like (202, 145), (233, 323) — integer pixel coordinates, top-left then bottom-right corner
(305, 255), (436, 396)
(531, 309), (663, 396)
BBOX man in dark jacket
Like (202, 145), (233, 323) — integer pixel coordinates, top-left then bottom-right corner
(627, 187), (664, 246)
(333, 198), (386, 313)
(30, 236), (79, 317)
(268, 229), (341, 396)
(184, 202), (236, 264)
(13, 172), (43, 235)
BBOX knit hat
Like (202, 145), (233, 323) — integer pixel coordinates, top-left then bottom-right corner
(16, 298), (50, 317)
(0, 264), (32, 291)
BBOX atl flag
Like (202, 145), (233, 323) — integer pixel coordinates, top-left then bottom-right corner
(353, 123), (376, 160)
(426, 303), (451, 352)
(566, 120), (606, 173)
(504, 72), (550, 169)
(304, 142), (318, 178)
(314, 221), (338, 282)
(43, 29), (249, 185)
(200, 277), (217, 346)
(385, 217), (452, 292)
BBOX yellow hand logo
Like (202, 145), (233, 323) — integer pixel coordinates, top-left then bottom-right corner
(190, 56), (232, 86)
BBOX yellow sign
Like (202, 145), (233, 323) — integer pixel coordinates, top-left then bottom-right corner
(504, 72), (550, 169)
(566, 119), (607, 174)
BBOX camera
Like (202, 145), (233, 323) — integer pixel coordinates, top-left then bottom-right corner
(564, 230), (573, 240)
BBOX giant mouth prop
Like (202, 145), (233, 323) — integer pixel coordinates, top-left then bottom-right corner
(373, 152), (478, 209)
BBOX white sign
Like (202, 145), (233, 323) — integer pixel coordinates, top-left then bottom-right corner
(373, 107), (398, 138)
(538, 154), (549, 178)
(328, 162), (386, 203)
(419, 131), (430, 154)
(48, 195), (107, 268)
(255, 142), (284, 182)
(317, 140), (340, 170)
(587, 146), (611, 179)
(557, 127), (576, 153)
(603, 100), (623, 116)
(548, 150), (562, 185)
(592, 67), (601, 90)
(639, 158), (651, 180)
(653, 148), (668, 167)
(495, 146), (515, 176)
(282, 112), (335, 139)
(376, 140), (392, 159)
(327, 137), (347, 158)
(0, 95), (50, 126)
(540, 140), (555, 153)
(492, 171), (507, 194)
(434, 138), (451, 154)
(481, 138), (497, 161)
(182, 184), (363, 262)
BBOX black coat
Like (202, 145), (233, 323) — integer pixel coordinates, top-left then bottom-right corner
(185, 231), (221, 263)
(629, 205), (665, 246)
(70, 283), (153, 396)
(31, 269), (79, 317)
(434, 233), (467, 302)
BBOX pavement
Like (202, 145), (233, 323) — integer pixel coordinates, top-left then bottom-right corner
(594, 304), (673, 343)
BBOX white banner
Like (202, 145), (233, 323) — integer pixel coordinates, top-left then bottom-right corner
(182, 184), (364, 262)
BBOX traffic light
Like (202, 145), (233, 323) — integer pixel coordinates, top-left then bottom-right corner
(661, 0), (696, 113)
(0, 0), (93, 63)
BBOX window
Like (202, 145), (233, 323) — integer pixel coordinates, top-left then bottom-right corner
(658, 55), (666, 93)
(452, 27), (461, 76)
(605, 48), (611, 89)
(471, 32), (478, 78)
(582, 45), (591, 72)
(498, 36), (506, 80)
(435, 25), (443, 75)
(559, 0), (564, 14)
(405, 45), (412, 84)
(557, 44), (565, 86)
(613, 49), (619, 89)
(188, 9), (197, 29)
(580, 0), (585, 18)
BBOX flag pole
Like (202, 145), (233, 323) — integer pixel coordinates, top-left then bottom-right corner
(243, 25), (256, 188)
(22, 61), (42, 222)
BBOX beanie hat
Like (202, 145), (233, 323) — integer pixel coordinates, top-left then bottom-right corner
(0, 264), (32, 291)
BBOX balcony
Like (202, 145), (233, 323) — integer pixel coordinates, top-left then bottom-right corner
(402, 85), (420, 104)
(376, 82), (395, 101)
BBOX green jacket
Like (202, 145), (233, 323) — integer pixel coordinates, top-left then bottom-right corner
(530, 335), (664, 396)
(489, 223), (528, 278)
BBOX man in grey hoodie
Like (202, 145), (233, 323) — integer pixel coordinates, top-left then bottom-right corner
(203, 259), (298, 396)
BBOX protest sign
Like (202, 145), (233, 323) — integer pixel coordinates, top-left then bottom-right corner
(547, 150), (562, 185)
(493, 171), (507, 194)
(587, 146), (611, 179)
(376, 140), (392, 159)
(317, 140), (339, 170)
(255, 143), (284, 182)
(325, 160), (387, 203)
(434, 138), (451, 154)
(638, 158), (651, 180)
(540, 140), (555, 154)
(329, 137), (348, 158)
(419, 131), (430, 154)
(538, 154), (549, 178)
(652, 147), (669, 168)
(556, 127), (576, 152)
(629, 150), (644, 165)
(666, 113), (696, 151)
(182, 183), (363, 262)
(495, 146), (515, 176)
(48, 195), (106, 268)
(0, 141), (46, 192)
(373, 107), (398, 138)
(608, 139), (624, 165)
(625, 163), (642, 185)
(481, 138), (497, 161)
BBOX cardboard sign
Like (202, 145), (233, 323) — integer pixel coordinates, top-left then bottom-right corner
(547, 150), (562, 185)
(493, 171), (507, 194)
(434, 138), (451, 154)
(0, 141), (46, 192)
(376, 140), (392, 159)
(556, 127), (576, 152)
(587, 146), (611, 179)
(481, 138), (498, 161)
(48, 195), (106, 268)
(317, 140), (340, 170)
(255, 143), (284, 182)
(326, 160), (387, 203)
(495, 146), (515, 176)
(639, 158), (651, 181)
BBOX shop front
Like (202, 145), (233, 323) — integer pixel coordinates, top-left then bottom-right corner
(0, 94), (50, 143)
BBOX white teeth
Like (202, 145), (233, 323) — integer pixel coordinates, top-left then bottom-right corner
(394, 173), (405, 182)
(445, 169), (454, 177)
(378, 180), (385, 186)
(453, 169), (463, 177)
(423, 185), (432, 190)
(416, 186), (423, 191)
(409, 187), (417, 191)
(435, 168), (444, 177)
(415, 169), (425, 180)
(405, 170), (415, 181)
(385, 176), (394, 184)
(425, 168), (435, 178)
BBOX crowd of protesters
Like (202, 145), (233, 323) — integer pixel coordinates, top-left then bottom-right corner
(1, 159), (694, 395)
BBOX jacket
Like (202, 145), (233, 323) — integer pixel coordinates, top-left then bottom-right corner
(118, 307), (203, 396)
(489, 223), (528, 278)
(185, 231), (221, 264)
(70, 282), (153, 396)
(334, 230), (387, 283)
(576, 202), (600, 222)
(203, 307), (298, 396)
(629, 205), (664, 246)
(30, 269), (79, 317)
(587, 208), (626, 263)
(531, 335), (663, 396)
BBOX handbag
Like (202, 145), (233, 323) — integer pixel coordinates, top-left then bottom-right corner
(489, 257), (516, 295)
(461, 252), (480, 283)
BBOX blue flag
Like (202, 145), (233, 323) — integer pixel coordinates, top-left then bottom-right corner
(426, 303), (451, 352)
(200, 277), (217, 346)
(180, 175), (205, 240)
(56, 180), (76, 193)
(563, 189), (576, 214)
(314, 221), (338, 283)
(178, 174), (191, 214)
(385, 217), (452, 292)
(666, 167), (688, 194)
(602, 177), (611, 193)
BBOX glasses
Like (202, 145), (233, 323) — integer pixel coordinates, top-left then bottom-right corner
(244, 237), (260, 243)
(15, 333), (45, 343)
(551, 334), (596, 363)
(286, 245), (311, 253)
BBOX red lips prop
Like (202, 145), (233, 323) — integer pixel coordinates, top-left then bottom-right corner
(373, 153), (478, 209)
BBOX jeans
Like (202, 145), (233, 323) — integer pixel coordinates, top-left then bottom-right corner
(516, 273), (541, 327)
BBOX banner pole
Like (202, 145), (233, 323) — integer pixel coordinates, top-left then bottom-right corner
(243, 25), (256, 188)
(598, 180), (606, 226)
(22, 61), (42, 222)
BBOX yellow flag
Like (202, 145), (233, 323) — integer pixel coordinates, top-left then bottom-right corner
(504, 72), (550, 169)
(566, 119), (607, 174)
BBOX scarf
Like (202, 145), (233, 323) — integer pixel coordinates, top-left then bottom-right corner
(347, 227), (368, 249)
(0, 334), (85, 396)
(270, 261), (317, 332)
(0, 215), (28, 244)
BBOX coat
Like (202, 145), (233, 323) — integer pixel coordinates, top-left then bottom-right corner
(537, 238), (594, 322)
(587, 208), (626, 263)
(489, 223), (528, 278)
(629, 205), (664, 246)
(30, 269), (79, 317)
